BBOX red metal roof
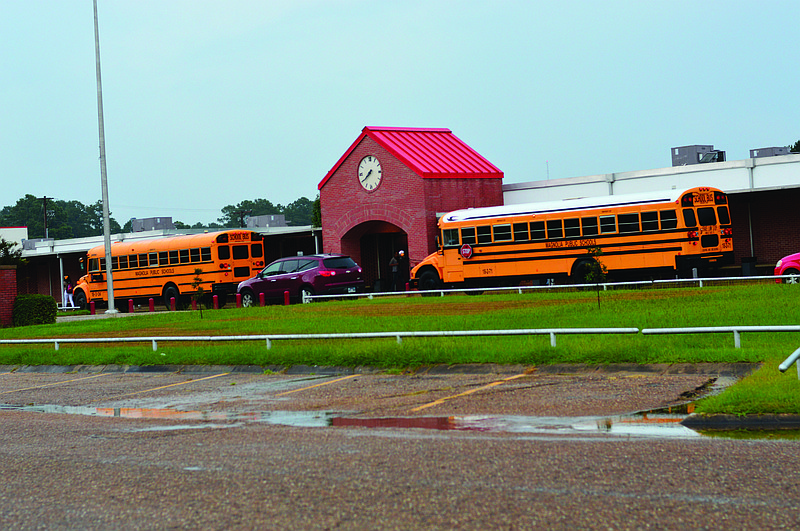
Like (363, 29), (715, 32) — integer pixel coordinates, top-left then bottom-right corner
(319, 126), (503, 189)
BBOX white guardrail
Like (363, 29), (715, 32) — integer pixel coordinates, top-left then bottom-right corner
(779, 347), (800, 379)
(0, 328), (640, 351)
(642, 326), (800, 349)
(308, 274), (796, 302)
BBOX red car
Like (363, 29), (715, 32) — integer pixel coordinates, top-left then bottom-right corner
(237, 254), (364, 305)
(775, 252), (800, 283)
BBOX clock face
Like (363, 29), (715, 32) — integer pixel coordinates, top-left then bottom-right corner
(358, 155), (382, 191)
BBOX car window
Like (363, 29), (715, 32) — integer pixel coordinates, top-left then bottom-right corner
(323, 256), (357, 269)
(280, 260), (299, 273)
(297, 259), (317, 272)
(263, 261), (283, 275)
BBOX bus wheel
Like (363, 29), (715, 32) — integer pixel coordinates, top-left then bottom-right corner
(163, 285), (180, 310)
(418, 270), (441, 293)
(783, 268), (800, 284)
(240, 289), (256, 307)
(73, 289), (87, 310)
(571, 260), (594, 284)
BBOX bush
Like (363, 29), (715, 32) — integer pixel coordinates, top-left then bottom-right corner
(13, 294), (57, 326)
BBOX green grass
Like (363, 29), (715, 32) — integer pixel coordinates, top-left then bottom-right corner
(3, 283), (800, 414)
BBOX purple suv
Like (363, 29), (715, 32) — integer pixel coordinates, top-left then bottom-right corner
(237, 254), (364, 305)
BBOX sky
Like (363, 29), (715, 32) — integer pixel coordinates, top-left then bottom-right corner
(2, 1), (798, 226)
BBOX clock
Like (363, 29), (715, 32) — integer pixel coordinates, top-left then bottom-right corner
(358, 155), (382, 191)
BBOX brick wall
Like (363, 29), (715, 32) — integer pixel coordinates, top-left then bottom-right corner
(0, 266), (17, 327)
(729, 189), (800, 268)
(320, 136), (504, 269)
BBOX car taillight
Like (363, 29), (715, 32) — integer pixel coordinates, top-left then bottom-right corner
(721, 228), (733, 237)
(318, 270), (335, 277)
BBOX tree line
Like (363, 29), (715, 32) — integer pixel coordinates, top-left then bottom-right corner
(0, 194), (320, 240)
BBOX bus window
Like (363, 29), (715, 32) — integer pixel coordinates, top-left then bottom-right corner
(89, 258), (100, 272)
(119, 256), (129, 269)
(660, 210), (677, 230)
(476, 226), (492, 244)
(159, 251), (169, 266)
(179, 250), (190, 263)
(530, 221), (546, 240)
(218, 245), (230, 260)
(618, 213), (640, 233)
(169, 250), (179, 264)
(513, 223), (529, 241)
(201, 248), (211, 261)
(139, 253), (148, 267)
(443, 229), (460, 247)
(641, 212), (659, 232)
(129, 255), (138, 268)
(461, 227), (478, 245)
(564, 218), (580, 238)
(717, 206), (731, 225)
(461, 227), (476, 245)
(697, 207), (716, 226)
(232, 245), (249, 260)
(546, 219), (563, 239)
(251, 243), (263, 258)
(493, 224), (512, 242)
(682, 209), (697, 228)
(190, 248), (201, 262)
(581, 217), (598, 236)
(600, 216), (616, 234)
(149, 252), (158, 266)
(111, 256), (119, 270)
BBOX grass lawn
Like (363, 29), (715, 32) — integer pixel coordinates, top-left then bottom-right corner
(5, 282), (800, 415)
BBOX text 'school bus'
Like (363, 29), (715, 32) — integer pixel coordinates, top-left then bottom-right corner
(73, 230), (265, 310)
(410, 187), (734, 290)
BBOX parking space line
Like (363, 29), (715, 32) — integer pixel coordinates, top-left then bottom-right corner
(103, 372), (231, 400)
(410, 372), (532, 412)
(276, 374), (359, 396)
(0, 373), (110, 395)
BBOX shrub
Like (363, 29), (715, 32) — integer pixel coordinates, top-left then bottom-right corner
(13, 294), (57, 326)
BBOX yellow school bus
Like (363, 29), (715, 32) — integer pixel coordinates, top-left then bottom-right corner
(410, 187), (734, 290)
(74, 230), (265, 310)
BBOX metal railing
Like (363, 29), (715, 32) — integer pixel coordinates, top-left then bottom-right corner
(0, 327), (640, 351)
(642, 325), (800, 348)
(779, 347), (800, 379)
(308, 274), (793, 302)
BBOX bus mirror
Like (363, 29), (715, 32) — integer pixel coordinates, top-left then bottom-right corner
(79, 258), (85, 271)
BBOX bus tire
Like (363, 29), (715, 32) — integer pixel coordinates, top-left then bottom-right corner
(163, 285), (180, 310)
(571, 260), (595, 284)
(418, 269), (441, 293)
(73, 289), (87, 310)
(240, 289), (256, 307)
(783, 268), (800, 284)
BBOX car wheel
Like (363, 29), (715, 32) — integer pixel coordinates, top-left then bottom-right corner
(240, 289), (256, 307)
(300, 286), (314, 303)
(783, 268), (800, 284)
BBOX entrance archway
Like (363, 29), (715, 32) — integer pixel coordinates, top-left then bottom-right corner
(342, 221), (408, 291)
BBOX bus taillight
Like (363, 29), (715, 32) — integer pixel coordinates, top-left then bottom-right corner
(714, 192), (728, 205)
(721, 228), (733, 237)
(687, 230), (698, 239)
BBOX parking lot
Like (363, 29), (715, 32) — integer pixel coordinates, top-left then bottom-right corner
(2, 365), (800, 529)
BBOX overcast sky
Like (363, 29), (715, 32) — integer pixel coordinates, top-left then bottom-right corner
(2, 1), (798, 226)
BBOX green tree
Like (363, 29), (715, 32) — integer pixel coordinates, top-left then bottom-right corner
(312, 195), (321, 228)
(283, 197), (314, 226)
(584, 247), (608, 310)
(218, 199), (280, 227)
(0, 237), (26, 266)
(790, 140), (800, 153)
(0, 195), (120, 239)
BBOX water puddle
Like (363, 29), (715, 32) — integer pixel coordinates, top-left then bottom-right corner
(1, 402), (790, 439)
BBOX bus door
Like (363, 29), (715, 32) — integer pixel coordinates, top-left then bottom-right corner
(441, 228), (464, 283)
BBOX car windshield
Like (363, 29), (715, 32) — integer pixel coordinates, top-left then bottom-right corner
(323, 257), (357, 269)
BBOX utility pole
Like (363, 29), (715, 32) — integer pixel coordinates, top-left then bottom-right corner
(38, 196), (51, 238)
(233, 210), (252, 228)
(94, 0), (116, 313)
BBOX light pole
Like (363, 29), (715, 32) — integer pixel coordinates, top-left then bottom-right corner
(93, 0), (116, 313)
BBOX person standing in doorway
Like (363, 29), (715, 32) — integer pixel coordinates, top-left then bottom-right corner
(389, 252), (400, 291)
(63, 275), (74, 308)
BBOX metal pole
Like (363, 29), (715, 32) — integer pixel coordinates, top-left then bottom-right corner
(93, 0), (116, 313)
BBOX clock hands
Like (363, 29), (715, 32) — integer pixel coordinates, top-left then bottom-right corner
(361, 169), (372, 182)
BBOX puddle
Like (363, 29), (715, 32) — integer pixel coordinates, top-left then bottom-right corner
(0, 402), (788, 439)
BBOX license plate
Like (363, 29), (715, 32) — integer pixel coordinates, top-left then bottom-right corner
(347, 287), (356, 293)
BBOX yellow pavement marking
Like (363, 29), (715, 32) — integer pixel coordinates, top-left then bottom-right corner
(106, 372), (231, 399)
(0, 373), (110, 395)
(276, 374), (358, 396)
(410, 372), (531, 412)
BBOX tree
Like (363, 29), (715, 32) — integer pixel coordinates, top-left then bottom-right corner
(584, 247), (608, 310)
(0, 195), (120, 239)
(283, 197), (314, 226)
(312, 195), (321, 228)
(218, 199), (280, 227)
(790, 140), (800, 153)
(0, 237), (25, 266)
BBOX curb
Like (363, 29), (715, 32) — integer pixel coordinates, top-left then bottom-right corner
(682, 413), (800, 431)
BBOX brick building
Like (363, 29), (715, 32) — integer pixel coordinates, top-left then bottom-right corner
(318, 127), (503, 290)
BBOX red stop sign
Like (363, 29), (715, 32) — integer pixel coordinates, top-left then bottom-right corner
(460, 243), (473, 259)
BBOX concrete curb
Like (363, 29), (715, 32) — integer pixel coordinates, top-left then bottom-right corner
(682, 413), (800, 431)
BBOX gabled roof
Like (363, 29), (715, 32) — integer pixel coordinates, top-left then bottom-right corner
(319, 126), (503, 189)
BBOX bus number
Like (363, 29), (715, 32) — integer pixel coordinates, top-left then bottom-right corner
(481, 267), (494, 276)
